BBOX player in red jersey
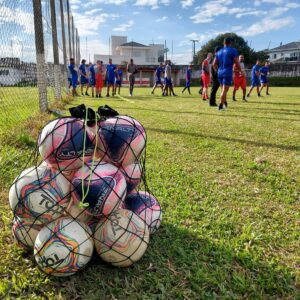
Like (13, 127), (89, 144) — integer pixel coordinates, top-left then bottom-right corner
(201, 53), (212, 101)
(232, 55), (247, 101)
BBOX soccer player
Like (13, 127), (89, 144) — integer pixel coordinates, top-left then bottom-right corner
(114, 65), (123, 95)
(79, 59), (89, 96)
(209, 46), (222, 107)
(151, 63), (164, 94)
(213, 37), (240, 110)
(162, 60), (177, 96)
(232, 55), (247, 101)
(68, 57), (78, 97)
(87, 62), (96, 98)
(95, 60), (104, 98)
(127, 59), (138, 96)
(201, 53), (212, 101)
(247, 60), (261, 97)
(105, 58), (116, 97)
(182, 64), (192, 95)
(259, 62), (270, 95)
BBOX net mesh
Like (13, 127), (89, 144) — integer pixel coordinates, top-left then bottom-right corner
(9, 105), (162, 276)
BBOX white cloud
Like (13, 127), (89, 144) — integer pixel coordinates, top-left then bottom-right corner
(172, 51), (193, 64)
(113, 20), (134, 32)
(236, 10), (266, 18)
(239, 16), (295, 36)
(81, 38), (110, 59)
(176, 14), (182, 19)
(85, 8), (103, 15)
(181, 0), (195, 8)
(134, 0), (171, 9)
(156, 16), (168, 22)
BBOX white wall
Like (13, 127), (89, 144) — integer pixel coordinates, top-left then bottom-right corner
(0, 68), (22, 85)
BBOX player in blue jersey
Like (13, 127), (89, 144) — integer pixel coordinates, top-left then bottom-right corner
(105, 58), (116, 97)
(259, 62), (270, 96)
(68, 57), (78, 97)
(88, 62), (96, 98)
(182, 64), (192, 95)
(213, 37), (240, 110)
(151, 63), (164, 94)
(79, 59), (89, 96)
(114, 65), (123, 95)
(247, 60), (261, 98)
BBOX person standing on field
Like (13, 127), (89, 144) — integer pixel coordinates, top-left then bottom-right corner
(247, 60), (261, 98)
(68, 57), (78, 97)
(259, 62), (270, 96)
(95, 60), (104, 98)
(151, 62), (164, 94)
(213, 37), (241, 110)
(232, 55), (247, 101)
(182, 64), (192, 95)
(209, 46), (222, 107)
(127, 58), (138, 96)
(105, 58), (116, 97)
(201, 53), (213, 101)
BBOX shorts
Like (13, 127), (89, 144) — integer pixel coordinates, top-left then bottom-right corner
(71, 80), (77, 89)
(107, 79), (114, 85)
(80, 77), (88, 85)
(201, 74), (210, 88)
(89, 78), (96, 87)
(115, 80), (122, 86)
(218, 75), (232, 86)
(185, 80), (191, 87)
(129, 75), (135, 85)
(164, 77), (172, 87)
(96, 74), (103, 89)
(251, 77), (259, 87)
(155, 79), (162, 85)
(233, 76), (246, 90)
(260, 76), (268, 84)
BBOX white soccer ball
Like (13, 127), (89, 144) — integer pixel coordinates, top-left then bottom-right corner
(9, 163), (71, 225)
(94, 209), (149, 267)
(34, 218), (94, 276)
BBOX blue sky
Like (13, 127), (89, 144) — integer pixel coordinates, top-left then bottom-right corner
(70, 0), (300, 64)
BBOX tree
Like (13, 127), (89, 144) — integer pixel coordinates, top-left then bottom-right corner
(193, 32), (268, 67)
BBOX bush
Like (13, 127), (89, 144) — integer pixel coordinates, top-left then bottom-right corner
(268, 77), (300, 87)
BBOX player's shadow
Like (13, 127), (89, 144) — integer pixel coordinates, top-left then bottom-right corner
(248, 101), (300, 106)
(56, 224), (298, 299)
(237, 106), (300, 116)
(147, 127), (300, 152)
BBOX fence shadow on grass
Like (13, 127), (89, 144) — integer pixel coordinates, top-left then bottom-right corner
(147, 127), (300, 152)
(55, 224), (298, 299)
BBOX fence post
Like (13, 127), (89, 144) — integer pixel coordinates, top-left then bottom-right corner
(67, 0), (72, 58)
(60, 0), (68, 92)
(32, 0), (48, 112)
(72, 16), (75, 61)
(50, 0), (61, 100)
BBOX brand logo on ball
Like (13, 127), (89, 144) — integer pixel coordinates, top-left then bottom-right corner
(38, 253), (64, 268)
(39, 193), (64, 214)
(59, 148), (94, 160)
(110, 211), (123, 236)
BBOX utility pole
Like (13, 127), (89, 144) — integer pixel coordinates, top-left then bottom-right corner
(67, 0), (72, 59)
(33, 0), (48, 112)
(72, 16), (75, 60)
(50, 0), (61, 100)
(59, 0), (68, 92)
(164, 40), (169, 61)
(190, 39), (199, 62)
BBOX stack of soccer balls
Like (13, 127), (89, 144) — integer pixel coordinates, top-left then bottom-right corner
(9, 114), (162, 276)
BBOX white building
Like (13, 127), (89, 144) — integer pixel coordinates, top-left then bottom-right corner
(94, 36), (164, 65)
(268, 41), (300, 63)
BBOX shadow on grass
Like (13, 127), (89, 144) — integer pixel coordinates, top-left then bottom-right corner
(147, 127), (300, 152)
(248, 101), (300, 106)
(53, 224), (298, 299)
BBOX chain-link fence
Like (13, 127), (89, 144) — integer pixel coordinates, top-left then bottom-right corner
(0, 0), (80, 134)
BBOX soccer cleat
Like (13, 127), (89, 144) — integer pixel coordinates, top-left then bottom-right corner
(106, 94), (110, 97)
(258, 92), (261, 97)
(209, 103), (218, 107)
(151, 91), (154, 94)
(232, 97), (237, 101)
(246, 93), (250, 97)
(85, 92), (90, 96)
(266, 92), (270, 95)
(173, 93), (177, 96)
(224, 101), (228, 108)
(218, 103), (225, 110)
(92, 94), (94, 98)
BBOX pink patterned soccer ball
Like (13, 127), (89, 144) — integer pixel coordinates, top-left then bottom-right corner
(120, 162), (142, 193)
(71, 161), (127, 217)
(38, 117), (96, 171)
(96, 116), (146, 166)
(123, 191), (162, 234)
(9, 163), (71, 225)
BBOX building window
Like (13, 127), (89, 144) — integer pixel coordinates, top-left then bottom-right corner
(273, 54), (277, 59)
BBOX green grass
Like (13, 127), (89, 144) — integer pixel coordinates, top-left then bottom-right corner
(0, 87), (300, 299)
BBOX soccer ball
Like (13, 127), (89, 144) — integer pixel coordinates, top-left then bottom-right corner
(96, 116), (146, 166)
(94, 209), (149, 267)
(123, 191), (162, 234)
(120, 162), (142, 192)
(9, 164), (70, 225)
(71, 161), (127, 217)
(34, 218), (94, 277)
(38, 117), (96, 171)
(66, 202), (93, 223)
(12, 217), (43, 249)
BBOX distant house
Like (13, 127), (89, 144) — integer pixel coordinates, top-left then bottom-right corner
(94, 36), (165, 65)
(268, 41), (300, 63)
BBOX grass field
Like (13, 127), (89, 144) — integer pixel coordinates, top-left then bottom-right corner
(0, 86), (299, 299)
